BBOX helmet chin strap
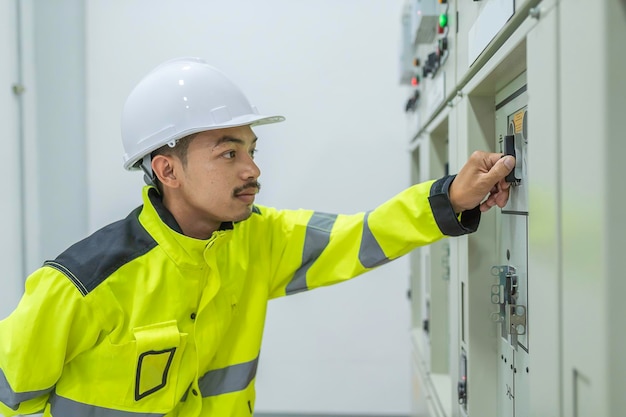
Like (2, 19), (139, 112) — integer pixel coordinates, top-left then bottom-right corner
(140, 155), (157, 188)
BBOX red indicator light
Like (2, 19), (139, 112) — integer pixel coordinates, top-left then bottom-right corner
(411, 76), (419, 86)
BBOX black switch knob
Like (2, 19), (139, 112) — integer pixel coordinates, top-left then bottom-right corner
(504, 135), (520, 184)
(458, 381), (467, 405)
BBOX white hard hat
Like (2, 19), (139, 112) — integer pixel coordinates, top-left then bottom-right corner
(121, 57), (285, 171)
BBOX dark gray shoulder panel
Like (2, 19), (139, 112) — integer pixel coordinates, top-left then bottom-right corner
(43, 206), (157, 296)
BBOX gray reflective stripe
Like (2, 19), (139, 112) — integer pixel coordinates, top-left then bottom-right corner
(49, 393), (165, 417)
(198, 356), (259, 397)
(286, 212), (337, 295)
(358, 211), (391, 268)
(44, 260), (88, 296)
(0, 368), (53, 410)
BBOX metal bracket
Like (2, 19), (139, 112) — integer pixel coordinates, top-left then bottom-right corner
(490, 265), (526, 347)
(507, 304), (527, 336)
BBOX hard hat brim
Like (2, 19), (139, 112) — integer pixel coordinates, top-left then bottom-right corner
(123, 113), (285, 171)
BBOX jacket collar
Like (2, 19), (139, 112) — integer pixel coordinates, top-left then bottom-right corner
(138, 186), (233, 268)
(147, 187), (234, 232)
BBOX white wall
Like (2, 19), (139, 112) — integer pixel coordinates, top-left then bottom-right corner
(0, 0), (23, 319)
(86, 1), (411, 414)
(1, 0), (89, 319)
(33, 0), (88, 264)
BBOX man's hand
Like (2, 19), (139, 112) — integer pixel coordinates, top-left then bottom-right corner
(449, 151), (516, 213)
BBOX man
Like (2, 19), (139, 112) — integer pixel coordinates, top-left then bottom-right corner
(0, 57), (514, 417)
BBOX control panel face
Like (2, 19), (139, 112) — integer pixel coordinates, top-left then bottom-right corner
(400, 0), (455, 134)
(494, 78), (530, 417)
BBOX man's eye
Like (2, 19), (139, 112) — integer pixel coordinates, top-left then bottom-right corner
(250, 149), (258, 159)
(224, 150), (236, 159)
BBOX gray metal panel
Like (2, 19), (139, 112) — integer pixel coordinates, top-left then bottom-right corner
(495, 75), (529, 416)
(526, 4), (562, 416)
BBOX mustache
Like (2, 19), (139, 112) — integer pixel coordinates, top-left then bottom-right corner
(233, 181), (261, 196)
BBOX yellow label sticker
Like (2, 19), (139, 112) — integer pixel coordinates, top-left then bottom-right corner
(513, 111), (525, 134)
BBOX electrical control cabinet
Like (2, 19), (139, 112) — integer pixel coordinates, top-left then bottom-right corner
(401, 0), (457, 136)
(493, 74), (529, 417)
(456, 0), (516, 71)
(403, 0), (626, 416)
(410, 112), (453, 417)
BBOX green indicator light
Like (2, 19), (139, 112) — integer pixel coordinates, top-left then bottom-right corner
(439, 13), (448, 28)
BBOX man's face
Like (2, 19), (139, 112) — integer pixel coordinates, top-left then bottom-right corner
(172, 125), (261, 230)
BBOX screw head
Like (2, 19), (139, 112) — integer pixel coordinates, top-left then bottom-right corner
(529, 7), (541, 19)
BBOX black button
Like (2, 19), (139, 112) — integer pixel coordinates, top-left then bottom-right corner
(192, 389), (198, 396)
(190, 312), (196, 320)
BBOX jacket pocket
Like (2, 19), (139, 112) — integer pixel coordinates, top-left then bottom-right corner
(132, 321), (187, 409)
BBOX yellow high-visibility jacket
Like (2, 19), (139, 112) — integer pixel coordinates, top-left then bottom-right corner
(0, 177), (478, 417)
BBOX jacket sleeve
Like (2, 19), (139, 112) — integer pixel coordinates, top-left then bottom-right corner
(263, 177), (480, 298)
(0, 267), (100, 416)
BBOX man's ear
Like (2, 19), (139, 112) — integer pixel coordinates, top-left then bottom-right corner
(151, 155), (179, 188)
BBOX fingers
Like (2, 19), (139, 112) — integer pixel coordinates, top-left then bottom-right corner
(479, 184), (512, 212)
(452, 152), (516, 212)
(486, 156), (515, 183)
(494, 187), (511, 208)
(499, 177), (511, 190)
(480, 199), (495, 212)
(485, 152), (505, 167)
